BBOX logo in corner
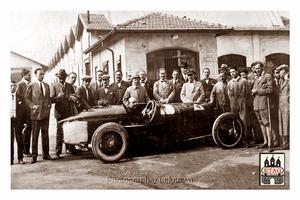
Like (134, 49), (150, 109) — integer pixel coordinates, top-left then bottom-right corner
(259, 153), (285, 185)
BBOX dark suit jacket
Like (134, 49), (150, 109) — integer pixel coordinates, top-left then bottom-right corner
(252, 72), (273, 111)
(25, 81), (52, 120)
(51, 82), (75, 118)
(94, 86), (120, 106)
(169, 79), (184, 103)
(11, 92), (27, 127)
(141, 81), (154, 100)
(75, 85), (94, 110)
(110, 80), (130, 104)
(200, 77), (217, 101)
(15, 80), (31, 121)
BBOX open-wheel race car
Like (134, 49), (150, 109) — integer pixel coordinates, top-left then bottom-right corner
(58, 100), (244, 163)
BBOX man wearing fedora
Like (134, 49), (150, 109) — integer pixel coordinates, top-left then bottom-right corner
(51, 69), (75, 158)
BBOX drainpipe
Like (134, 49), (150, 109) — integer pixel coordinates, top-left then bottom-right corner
(100, 41), (115, 81)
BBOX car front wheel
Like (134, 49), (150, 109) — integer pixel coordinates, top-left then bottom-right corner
(212, 112), (243, 148)
(91, 122), (129, 163)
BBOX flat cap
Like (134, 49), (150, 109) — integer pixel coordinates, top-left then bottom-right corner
(275, 64), (289, 72)
(131, 74), (141, 79)
(81, 75), (92, 81)
(187, 68), (196, 75)
(101, 74), (110, 80)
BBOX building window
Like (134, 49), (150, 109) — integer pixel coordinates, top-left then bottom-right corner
(117, 55), (122, 71)
(218, 54), (246, 71)
(85, 61), (91, 76)
(146, 48), (199, 82)
(102, 61), (109, 74)
(265, 53), (289, 73)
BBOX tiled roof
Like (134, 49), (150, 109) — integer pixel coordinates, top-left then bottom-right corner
(79, 13), (114, 30)
(116, 12), (227, 30)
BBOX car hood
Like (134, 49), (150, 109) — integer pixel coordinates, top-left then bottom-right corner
(58, 105), (127, 124)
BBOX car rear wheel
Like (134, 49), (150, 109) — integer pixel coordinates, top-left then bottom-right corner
(91, 122), (129, 163)
(212, 112), (243, 148)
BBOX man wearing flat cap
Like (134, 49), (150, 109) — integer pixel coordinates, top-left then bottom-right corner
(275, 64), (290, 150)
(75, 75), (94, 111)
(180, 68), (205, 103)
(94, 74), (120, 106)
(123, 73), (150, 107)
(51, 69), (75, 158)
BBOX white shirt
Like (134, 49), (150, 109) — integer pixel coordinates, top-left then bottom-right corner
(186, 80), (195, 95)
(11, 92), (16, 118)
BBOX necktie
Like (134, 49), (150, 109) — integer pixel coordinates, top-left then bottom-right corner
(40, 82), (44, 96)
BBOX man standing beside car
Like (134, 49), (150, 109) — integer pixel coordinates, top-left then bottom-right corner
(227, 65), (250, 148)
(110, 70), (130, 104)
(51, 69), (75, 158)
(25, 68), (54, 164)
(123, 74), (150, 107)
(180, 68), (205, 103)
(153, 68), (175, 103)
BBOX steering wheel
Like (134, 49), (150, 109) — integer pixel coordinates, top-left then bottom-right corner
(144, 100), (157, 123)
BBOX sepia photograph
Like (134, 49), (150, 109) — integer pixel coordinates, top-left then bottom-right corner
(6, 0), (297, 197)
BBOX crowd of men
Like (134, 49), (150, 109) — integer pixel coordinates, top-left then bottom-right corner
(11, 61), (290, 165)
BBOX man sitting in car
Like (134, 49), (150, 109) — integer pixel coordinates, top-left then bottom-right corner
(126, 97), (153, 123)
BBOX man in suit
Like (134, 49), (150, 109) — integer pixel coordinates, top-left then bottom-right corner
(180, 63), (189, 83)
(153, 68), (175, 103)
(275, 64), (290, 150)
(200, 68), (217, 102)
(123, 74), (150, 107)
(25, 68), (54, 163)
(227, 66), (249, 148)
(251, 61), (274, 152)
(180, 68), (205, 103)
(68, 72), (77, 91)
(110, 70), (130, 104)
(94, 74), (120, 106)
(75, 75), (94, 111)
(90, 69), (104, 92)
(209, 72), (230, 118)
(139, 69), (154, 100)
(169, 69), (184, 103)
(51, 69), (75, 158)
(15, 68), (32, 157)
(11, 80), (26, 165)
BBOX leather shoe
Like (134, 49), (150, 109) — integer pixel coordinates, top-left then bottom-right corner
(43, 155), (54, 160)
(268, 147), (274, 152)
(18, 159), (25, 164)
(55, 153), (61, 159)
(23, 153), (32, 157)
(256, 143), (267, 148)
(30, 157), (37, 164)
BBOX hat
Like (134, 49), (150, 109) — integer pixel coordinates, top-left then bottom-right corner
(81, 75), (92, 81)
(180, 62), (188, 68)
(101, 74), (110, 80)
(131, 74), (140, 80)
(220, 64), (229, 71)
(55, 69), (68, 79)
(187, 68), (196, 75)
(275, 64), (289, 73)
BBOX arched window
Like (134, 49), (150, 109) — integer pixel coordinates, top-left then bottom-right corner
(146, 48), (199, 82)
(265, 53), (289, 69)
(218, 54), (246, 71)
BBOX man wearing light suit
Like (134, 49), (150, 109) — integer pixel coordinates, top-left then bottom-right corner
(25, 68), (53, 164)
(94, 74), (120, 106)
(153, 68), (175, 103)
(180, 68), (205, 103)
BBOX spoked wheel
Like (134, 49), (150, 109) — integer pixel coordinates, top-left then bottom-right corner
(212, 112), (244, 148)
(91, 122), (128, 163)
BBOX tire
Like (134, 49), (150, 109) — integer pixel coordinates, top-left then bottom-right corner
(91, 122), (129, 163)
(212, 112), (244, 149)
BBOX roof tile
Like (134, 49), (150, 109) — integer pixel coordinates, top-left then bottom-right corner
(80, 13), (114, 30)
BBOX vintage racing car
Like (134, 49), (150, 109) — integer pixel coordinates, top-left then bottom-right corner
(58, 100), (244, 163)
